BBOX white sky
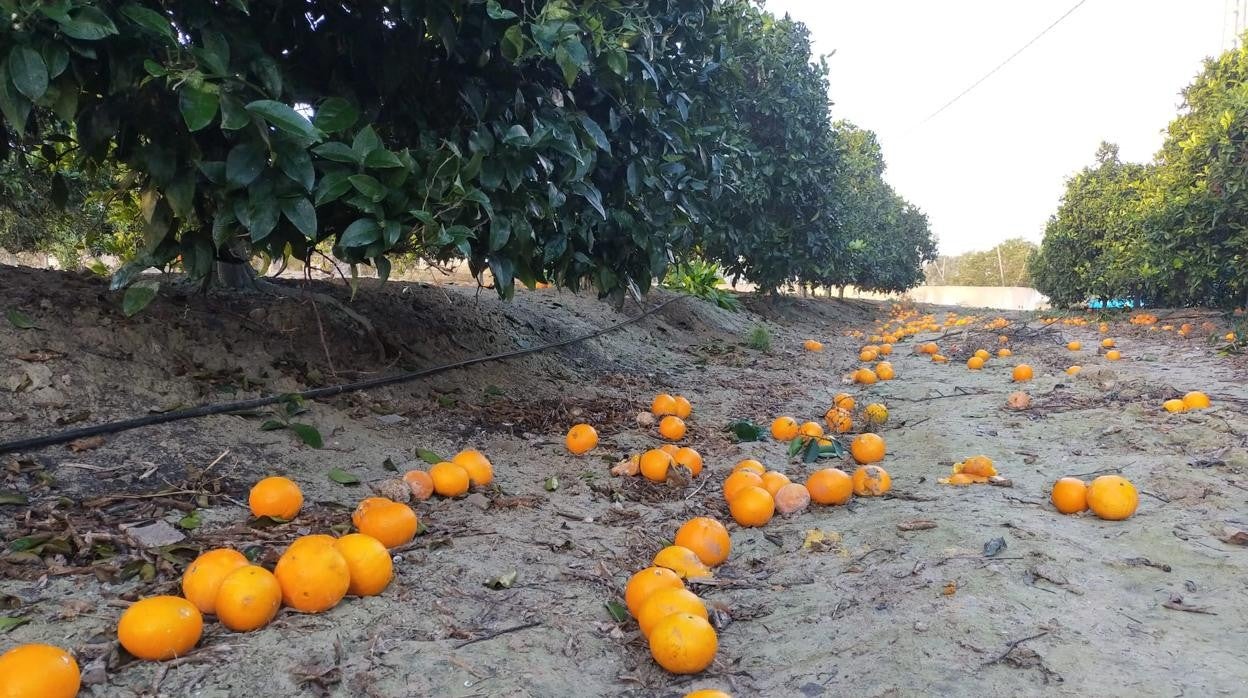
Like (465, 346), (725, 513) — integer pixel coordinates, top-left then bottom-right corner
(766, 0), (1232, 256)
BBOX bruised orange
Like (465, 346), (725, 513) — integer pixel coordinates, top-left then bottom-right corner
(117, 596), (203, 661)
(566, 423), (599, 455)
(625, 566), (684, 617)
(652, 545), (712, 580)
(675, 517), (732, 566)
(402, 469), (435, 500)
(649, 612), (717, 674)
(774, 482), (811, 515)
(673, 447), (703, 477)
(824, 407), (853, 434)
(834, 393), (856, 411)
(851, 465), (891, 496)
(640, 448), (675, 482)
(215, 565), (282, 632)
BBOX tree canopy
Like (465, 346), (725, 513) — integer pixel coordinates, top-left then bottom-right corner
(1, 0), (936, 303)
(923, 238), (1037, 287)
(1032, 41), (1248, 309)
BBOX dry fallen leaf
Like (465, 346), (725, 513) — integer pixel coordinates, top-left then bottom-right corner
(942, 580), (957, 596)
(1219, 530), (1248, 546)
(66, 436), (106, 452)
(897, 520), (937, 531)
(1162, 593), (1217, 615)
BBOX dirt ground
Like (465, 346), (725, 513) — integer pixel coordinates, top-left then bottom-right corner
(2, 263), (1247, 697)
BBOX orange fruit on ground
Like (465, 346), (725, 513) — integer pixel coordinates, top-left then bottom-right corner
(1012, 364), (1034, 382)
(967, 356), (985, 370)
(1086, 475), (1138, 521)
(651, 393), (678, 417)
(625, 566), (684, 617)
(851, 465), (892, 496)
(452, 449), (494, 486)
(723, 470), (764, 502)
(774, 482), (811, 514)
(117, 596), (203, 661)
(640, 448), (675, 482)
(181, 548), (249, 615)
(402, 469), (435, 500)
(729, 485), (775, 527)
(945, 473), (987, 485)
(858, 348), (879, 362)
(674, 517), (731, 566)
(214, 565), (282, 632)
(804, 339), (824, 352)
(806, 468), (853, 505)
(352, 497), (419, 548)
(879, 343), (893, 356)
(998, 348), (1012, 357)
(770, 416), (799, 441)
(1163, 399), (1187, 413)
(931, 354), (949, 363)
(287, 534), (336, 552)
(1066, 365), (1081, 376)
(1182, 391), (1211, 410)
(248, 476), (303, 520)
(1067, 341), (1081, 351)
(834, 393), (855, 411)
(956, 455), (997, 477)
(274, 538), (350, 613)
(652, 545), (713, 580)
(1050, 477), (1089, 514)
(659, 416), (688, 441)
(649, 612), (718, 674)
(798, 421), (824, 439)
(999, 334), (1009, 344)
(824, 407), (853, 433)
(849, 433), (885, 464)
(565, 423), (599, 455)
(0, 643), (80, 698)
(673, 447), (703, 477)
(429, 461), (471, 497)
(919, 342), (938, 355)
(660, 444), (680, 455)
(685, 691), (732, 698)
(732, 458), (765, 475)
(760, 471), (791, 497)
(974, 349), (990, 360)
(854, 368), (878, 384)
(875, 361), (895, 380)
(334, 533), (394, 596)
(864, 403), (888, 425)
(1105, 350), (1122, 361)
(673, 396), (693, 419)
(1101, 338), (1116, 348)
(637, 587), (709, 638)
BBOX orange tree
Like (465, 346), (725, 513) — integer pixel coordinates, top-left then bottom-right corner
(0, 0), (732, 300)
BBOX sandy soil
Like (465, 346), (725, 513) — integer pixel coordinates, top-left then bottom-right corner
(1, 263), (1247, 697)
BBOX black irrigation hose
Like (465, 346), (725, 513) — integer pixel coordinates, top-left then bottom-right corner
(0, 295), (683, 455)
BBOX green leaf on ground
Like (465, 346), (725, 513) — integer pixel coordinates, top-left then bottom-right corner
(328, 467), (359, 485)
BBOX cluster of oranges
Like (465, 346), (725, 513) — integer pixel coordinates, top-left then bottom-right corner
(937, 455), (1000, 486)
(1051, 475), (1138, 520)
(1162, 391), (1212, 413)
(851, 342), (895, 383)
(401, 448), (494, 499)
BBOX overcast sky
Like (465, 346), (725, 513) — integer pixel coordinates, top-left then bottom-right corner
(765, 0), (1231, 256)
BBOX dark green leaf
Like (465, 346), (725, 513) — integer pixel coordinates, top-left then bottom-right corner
(49, 174), (69, 208)
(802, 438), (822, 463)
(486, 0), (518, 20)
(0, 66), (32, 133)
(58, 7), (119, 40)
(327, 466), (359, 484)
(122, 279), (158, 317)
(8, 534), (49, 552)
(348, 174), (387, 202)
(0, 617), (30, 633)
(179, 86), (219, 132)
(245, 100), (322, 141)
(374, 256), (391, 283)
(281, 197), (317, 238)
(489, 217), (511, 251)
(416, 448), (444, 465)
(501, 25), (525, 61)
(218, 94), (249, 130)
(120, 4), (174, 39)
(259, 419), (286, 431)
(314, 170), (353, 205)
(787, 437), (804, 458)
(351, 126), (383, 158)
(577, 114), (611, 153)
(312, 142), (361, 164)
(7, 46), (48, 100)
(290, 423), (323, 448)
(42, 43), (69, 78)
(0, 494), (28, 505)
(339, 218), (381, 248)
(725, 419), (762, 442)
(313, 97), (359, 133)
(363, 148), (403, 169)
(226, 143), (267, 188)
(382, 457), (398, 472)
(604, 600), (628, 623)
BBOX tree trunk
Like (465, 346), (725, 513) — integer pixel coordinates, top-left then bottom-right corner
(215, 261), (256, 289)
(838, 286), (845, 300)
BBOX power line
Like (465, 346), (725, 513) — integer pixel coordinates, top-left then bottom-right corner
(909, 0), (1090, 132)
